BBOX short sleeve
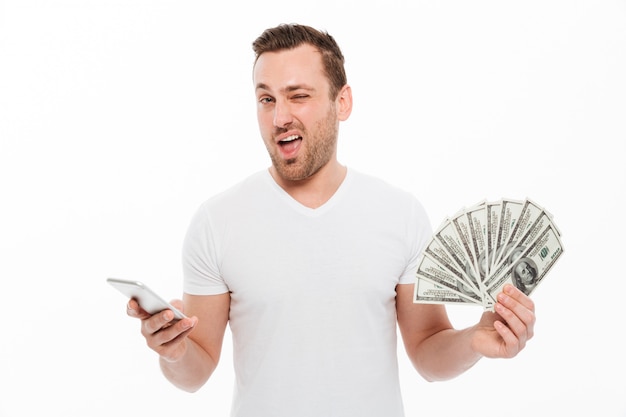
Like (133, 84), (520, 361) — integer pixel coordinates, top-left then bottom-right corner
(398, 196), (433, 285)
(182, 203), (230, 295)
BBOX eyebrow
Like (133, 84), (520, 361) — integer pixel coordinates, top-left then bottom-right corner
(255, 83), (316, 94)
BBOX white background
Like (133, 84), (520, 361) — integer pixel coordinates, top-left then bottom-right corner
(1, 1), (625, 416)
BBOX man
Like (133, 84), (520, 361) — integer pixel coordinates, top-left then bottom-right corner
(513, 258), (539, 294)
(127, 24), (535, 417)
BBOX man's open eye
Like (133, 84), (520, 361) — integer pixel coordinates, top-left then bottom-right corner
(259, 97), (274, 104)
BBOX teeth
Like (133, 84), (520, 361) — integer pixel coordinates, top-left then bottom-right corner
(280, 135), (300, 143)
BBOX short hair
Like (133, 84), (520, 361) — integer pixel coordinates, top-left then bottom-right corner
(252, 24), (347, 100)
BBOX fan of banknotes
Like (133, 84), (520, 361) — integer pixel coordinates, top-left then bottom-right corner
(413, 198), (564, 311)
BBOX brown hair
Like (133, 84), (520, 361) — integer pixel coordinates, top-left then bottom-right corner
(252, 24), (347, 100)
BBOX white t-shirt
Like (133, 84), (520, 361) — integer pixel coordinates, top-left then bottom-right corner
(183, 168), (432, 417)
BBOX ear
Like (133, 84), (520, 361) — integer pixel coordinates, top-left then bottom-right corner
(336, 84), (353, 121)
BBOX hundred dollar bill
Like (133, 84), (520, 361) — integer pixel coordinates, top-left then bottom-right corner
(414, 277), (480, 306)
(433, 217), (481, 293)
(421, 235), (486, 304)
(490, 198), (525, 272)
(451, 202), (484, 286)
(414, 197), (563, 311)
(416, 253), (483, 304)
(484, 209), (557, 289)
(423, 230), (465, 278)
(416, 254), (483, 304)
(465, 201), (488, 283)
(486, 200), (502, 276)
(493, 198), (544, 268)
(465, 202), (493, 308)
(486, 223), (564, 299)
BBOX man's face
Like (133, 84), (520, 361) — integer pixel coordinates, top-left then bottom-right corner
(253, 44), (341, 182)
(515, 261), (535, 284)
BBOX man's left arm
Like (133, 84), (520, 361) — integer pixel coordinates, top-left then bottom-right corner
(396, 283), (536, 382)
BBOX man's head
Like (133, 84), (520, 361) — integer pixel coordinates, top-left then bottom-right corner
(514, 260), (537, 285)
(252, 24), (352, 184)
(253, 24), (347, 100)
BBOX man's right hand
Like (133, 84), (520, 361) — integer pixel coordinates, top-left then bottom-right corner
(127, 298), (198, 362)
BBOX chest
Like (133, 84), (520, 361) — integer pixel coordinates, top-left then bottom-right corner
(218, 208), (409, 313)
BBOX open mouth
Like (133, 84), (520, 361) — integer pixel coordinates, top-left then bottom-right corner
(278, 134), (303, 156)
(279, 134), (302, 145)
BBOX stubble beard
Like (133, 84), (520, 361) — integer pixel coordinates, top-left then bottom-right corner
(268, 108), (339, 182)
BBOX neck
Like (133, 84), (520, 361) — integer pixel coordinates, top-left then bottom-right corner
(269, 161), (347, 209)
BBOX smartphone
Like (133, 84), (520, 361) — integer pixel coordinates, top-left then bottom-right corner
(107, 277), (187, 320)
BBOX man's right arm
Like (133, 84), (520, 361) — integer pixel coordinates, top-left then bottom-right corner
(129, 292), (230, 392)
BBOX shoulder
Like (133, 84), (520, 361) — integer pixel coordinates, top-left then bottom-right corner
(344, 168), (431, 232)
(199, 170), (269, 211)
(185, 171), (270, 231)
(348, 168), (425, 210)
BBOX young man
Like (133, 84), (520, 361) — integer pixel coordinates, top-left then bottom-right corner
(127, 24), (535, 417)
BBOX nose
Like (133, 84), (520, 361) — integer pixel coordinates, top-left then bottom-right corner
(273, 100), (293, 128)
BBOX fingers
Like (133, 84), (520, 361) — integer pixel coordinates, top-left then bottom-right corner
(143, 310), (193, 341)
(125, 298), (197, 361)
(169, 299), (184, 311)
(126, 298), (185, 320)
(143, 312), (198, 361)
(126, 298), (151, 319)
(502, 284), (536, 313)
(494, 284), (536, 356)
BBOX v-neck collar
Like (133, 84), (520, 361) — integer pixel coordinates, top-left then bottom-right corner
(263, 168), (353, 217)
